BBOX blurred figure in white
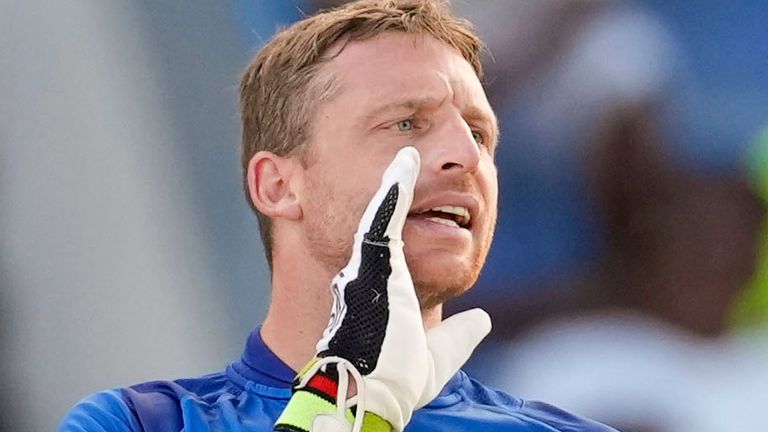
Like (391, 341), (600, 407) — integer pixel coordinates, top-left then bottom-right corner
(488, 110), (767, 432)
(452, 2), (768, 431)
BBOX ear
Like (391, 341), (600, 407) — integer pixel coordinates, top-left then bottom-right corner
(246, 151), (303, 221)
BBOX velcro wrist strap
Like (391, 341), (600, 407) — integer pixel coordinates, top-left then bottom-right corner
(274, 391), (392, 432)
(274, 364), (393, 432)
(274, 388), (354, 432)
(274, 358), (393, 432)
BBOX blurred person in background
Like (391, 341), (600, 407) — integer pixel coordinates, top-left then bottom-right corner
(447, 0), (678, 336)
(448, 0), (680, 325)
(447, 1), (768, 431)
(483, 113), (768, 432)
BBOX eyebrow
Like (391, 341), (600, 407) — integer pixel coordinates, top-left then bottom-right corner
(364, 94), (499, 146)
(364, 95), (446, 120)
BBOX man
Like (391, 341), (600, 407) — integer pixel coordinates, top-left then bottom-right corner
(60, 1), (616, 431)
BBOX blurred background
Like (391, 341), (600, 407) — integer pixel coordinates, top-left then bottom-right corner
(2, 1), (767, 430)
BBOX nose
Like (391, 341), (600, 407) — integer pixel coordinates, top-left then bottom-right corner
(421, 113), (481, 176)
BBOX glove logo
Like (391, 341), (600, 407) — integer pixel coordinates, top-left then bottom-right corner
(327, 280), (345, 335)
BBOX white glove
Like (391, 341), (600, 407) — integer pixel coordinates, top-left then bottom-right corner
(274, 146), (492, 432)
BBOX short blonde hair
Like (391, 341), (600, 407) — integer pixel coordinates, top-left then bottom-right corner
(239, 0), (484, 267)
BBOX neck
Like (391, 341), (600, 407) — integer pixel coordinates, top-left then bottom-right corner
(261, 247), (443, 372)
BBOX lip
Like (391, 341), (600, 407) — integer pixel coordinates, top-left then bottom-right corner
(408, 192), (480, 231)
(405, 214), (473, 242)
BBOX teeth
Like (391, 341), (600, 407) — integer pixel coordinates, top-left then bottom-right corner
(426, 217), (460, 228)
(428, 205), (470, 226)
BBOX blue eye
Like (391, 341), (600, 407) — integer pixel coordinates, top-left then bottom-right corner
(396, 119), (414, 131)
(472, 130), (485, 146)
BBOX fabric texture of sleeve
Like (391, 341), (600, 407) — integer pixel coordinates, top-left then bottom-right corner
(58, 389), (141, 432)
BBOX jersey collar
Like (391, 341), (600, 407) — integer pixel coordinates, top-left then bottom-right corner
(228, 325), (465, 407)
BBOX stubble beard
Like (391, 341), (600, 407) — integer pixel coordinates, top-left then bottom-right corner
(301, 167), (497, 311)
(303, 199), (493, 311)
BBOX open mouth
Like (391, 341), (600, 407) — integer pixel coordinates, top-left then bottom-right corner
(410, 205), (471, 229)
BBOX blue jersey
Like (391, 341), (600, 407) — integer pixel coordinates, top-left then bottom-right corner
(59, 328), (617, 431)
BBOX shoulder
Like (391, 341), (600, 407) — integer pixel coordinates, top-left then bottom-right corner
(59, 371), (239, 432)
(413, 373), (618, 431)
(516, 399), (620, 432)
(122, 371), (235, 409)
(58, 389), (140, 432)
(465, 376), (618, 431)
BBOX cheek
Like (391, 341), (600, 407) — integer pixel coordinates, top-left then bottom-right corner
(303, 168), (377, 243)
(307, 174), (349, 225)
(300, 173), (360, 270)
(301, 149), (407, 245)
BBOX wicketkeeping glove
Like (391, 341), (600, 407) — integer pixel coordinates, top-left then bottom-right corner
(274, 146), (492, 432)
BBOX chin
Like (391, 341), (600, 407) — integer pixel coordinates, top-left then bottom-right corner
(406, 253), (481, 310)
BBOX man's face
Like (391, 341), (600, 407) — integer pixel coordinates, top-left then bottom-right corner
(297, 32), (498, 309)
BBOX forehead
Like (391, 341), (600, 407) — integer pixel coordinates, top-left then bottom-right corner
(322, 32), (494, 122)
